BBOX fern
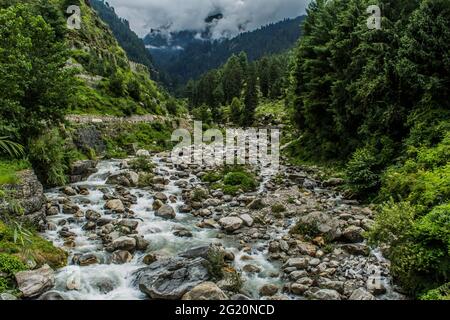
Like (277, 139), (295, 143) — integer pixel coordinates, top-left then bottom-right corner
(0, 136), (24, 158)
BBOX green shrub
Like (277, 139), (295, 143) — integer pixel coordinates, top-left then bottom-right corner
(27, 129), (73, 186)
(206, 248), (225, 281)
(137, 172), (154, 187)
(420, 283), (450, 300)
(201, 172), (223, 183)
(271, 203), (286, 213)
(191, 188), (208, 202)
(0, 159), (31, 185)
(345, 147), (380, 197)
(290, 221), (320, 239)
(368, 202), (450, 296)
(224, 269), (244, 293)
(129, 156), (155, 173)
(0, 253), (27, 276)
(223, 170), (257, 192)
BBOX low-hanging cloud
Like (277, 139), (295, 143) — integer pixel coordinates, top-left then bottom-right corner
(105, 0), (310, 38)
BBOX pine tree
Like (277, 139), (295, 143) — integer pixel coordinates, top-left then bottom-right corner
(242, 63), (258, 127)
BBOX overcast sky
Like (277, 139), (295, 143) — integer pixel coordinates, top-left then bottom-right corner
(105, 0), (310, 38)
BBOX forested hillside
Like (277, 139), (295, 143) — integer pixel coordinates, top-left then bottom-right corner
(288, 0), (449, 299)
(146, 16), (306, 87)
(90, 0), (158, 80)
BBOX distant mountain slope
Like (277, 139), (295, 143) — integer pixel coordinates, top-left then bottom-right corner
(144, 16), (306, 86)
(90, 0), (156, 77)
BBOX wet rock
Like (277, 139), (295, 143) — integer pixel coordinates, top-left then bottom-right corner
(78, 253), (99, 266)
(182, 282), (228, 300)
(82, 221), (97, 231)
(46, 206), (59, 216)
(290, 283), (309, 295)
(342, 226), (364, 243)
(198, 209), (212, 217)
(349, 288), (376, 300)
(62, 203), (80, 215)
(69, 160), (98, 183)
(154, 192), (168, 202)
(119, 219), (139, 230)
(259, 284), (279, 297)
(230, 294), (251, 300)
(85, 209), (101, 221)
(106, 170), (139, 187)
(112, 250), (133, 264)
(135, 256), (209, 300)
(97, 217), (114, 227)
(289, 270), (308, 281)
(243, 264), (262, 273)
(62, 186), (77, 196)
(132, 236), (150, 251)
(152, 199), (164, 211)
(174, 229), (193, 238)
(143, 254), (158, 265)
(219, 217), (243, 232)
(179, 204), (192, 213)
(240, 214), (254, 227)
(112, 236), (137, 252)
(156, 205), (176, 219)
(15, 265), (54, 298)
(104, 199), (125, 213)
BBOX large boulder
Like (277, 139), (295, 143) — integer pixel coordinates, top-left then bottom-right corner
(1, 170), (46, 227)
(155, 205), (176, 219)
(135, 256), (209, 300)
(104, 199), (125, 213)
(182, 282), (228, 300)
(112, 236), (137, 252)
(219, 217), (243, 232)
(106, 170), (139, 187)
(299, 211), (342, 241)
(15, 264), (55, 298)
(342, 226), (365, 243)
(349, 288), (376, 300)
(69, 160), (98, 183)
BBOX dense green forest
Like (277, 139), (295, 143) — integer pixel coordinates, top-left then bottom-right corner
(291, 0), (449, 299)
(145, 16), (306, 88)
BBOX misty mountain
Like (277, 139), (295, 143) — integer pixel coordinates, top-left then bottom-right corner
(144, 15), (306, 87)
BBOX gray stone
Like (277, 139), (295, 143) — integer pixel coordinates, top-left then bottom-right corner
(111, 250), (133, 264)
(15, 265), (54, 298)
(156, 205), (176, 219)
(240, 214), (254, 227)
(182, 282), (228, 300)
(259, 284), (279, 297)
(219, 217), (243, 232)
(349, 288), (376, 300)
(112, 236), (137, 252)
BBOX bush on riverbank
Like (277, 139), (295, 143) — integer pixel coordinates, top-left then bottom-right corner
(202, 166), (257, 195)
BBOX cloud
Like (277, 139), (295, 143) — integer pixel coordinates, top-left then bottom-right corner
(104, 0), (310, 38)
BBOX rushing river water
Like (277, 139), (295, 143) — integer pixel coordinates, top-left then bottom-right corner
(42, 156), (285, 300)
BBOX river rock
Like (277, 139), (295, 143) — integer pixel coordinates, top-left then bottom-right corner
(85, 209), (101, 221)
(104, 199), (125, 213)
(341, 244), (370, 256)
(243, 264), (262, 273)
(182, 282), (228, 300)
(135, 256), (209, 300)
(15, 265), (55, 298)
(46, 206), (59, 216)
(112, 236), (137, 252)
(152, 199), (164, 211)
(285, 257), (308, 269)
(366, 277), (387, 295)
(38, 291), (67, 300)
(69, 160), (98, 183)
(136, 149), (150, 157)
(240, 214), (254, 227)
(259, 284), (279, 297)
(219, 217), (243, 232)
(112, 250), (133, 264)
(156, 205), (176, 219)
(154, 192), (168, 202)
(78, 253), (99, 266)
(307, 289), (341, 300)
(349, 288), (376, 300)
(143, 254), (158, 265)
(342, 226), (364, 243)
(106, 170), (139, 187)
(62, 186), (77, 196)
(299, 211), (341, 241)
(247, 199), (266, 210)
(132, 236), (150, 251)
(119, 219), (139, 230)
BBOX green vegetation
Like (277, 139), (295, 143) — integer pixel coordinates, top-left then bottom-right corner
(0, 160), (31, 185)
(202, 166), (258, 195)
(104, 122), (174, 159)
(206, 247), (225, 281)
(288, 0), (450, 298)
(0, 221), (67, 270)
(129, 156), (155, 173)
(271, 203), (286, 214)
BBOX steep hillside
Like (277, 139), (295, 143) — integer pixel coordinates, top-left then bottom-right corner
(90, 0), (158, 79)
(145, 16), (306, 86)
